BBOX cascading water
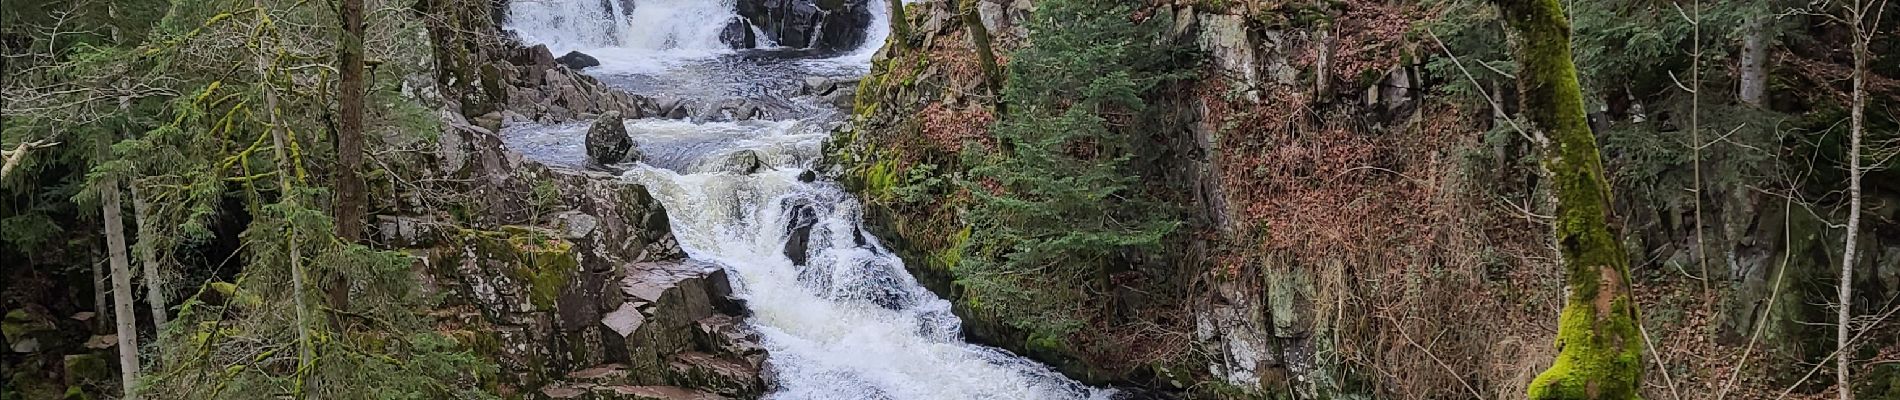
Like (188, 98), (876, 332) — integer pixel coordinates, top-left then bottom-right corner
(507, 0), (739, 54)
(505, 0), (636, 51)
(503, 1), (1113, 398)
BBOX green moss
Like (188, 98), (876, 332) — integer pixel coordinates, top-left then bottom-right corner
(61, 354), (111, 388)
(862, 157), (901, 202)
(459, 227), (578, 309)
(60, 386), (90, 400)
(2, 309), (40, 344)
(932, 225), (972, 271)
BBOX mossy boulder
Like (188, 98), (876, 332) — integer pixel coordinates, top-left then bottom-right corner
(3, 308), (56, 353)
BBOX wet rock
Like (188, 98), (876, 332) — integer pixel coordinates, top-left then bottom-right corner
(668, 352), (763, 397)
(706, 98), (768, 122)
(801, 77), (859, 108)
(719, 150), (768, 174)
(694, 315), (765, 364)
(475, 110), (505, 133)
(662, 99), (695, 119)
(782, 200), (818, 266)
(586, 111), (639, 164)
(719, 17), (756, 49)
(557, 50), (602, 70)
(797, 169), (818, 183)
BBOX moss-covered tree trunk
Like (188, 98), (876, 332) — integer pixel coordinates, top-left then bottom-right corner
(887, 0), (909, 49)
(1492, 0), (1645, 398)
(958, 0), (1001, 98)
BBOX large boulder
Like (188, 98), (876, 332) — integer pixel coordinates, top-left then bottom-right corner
(556, 50), (602, 70)
(586, 111), (639, 164)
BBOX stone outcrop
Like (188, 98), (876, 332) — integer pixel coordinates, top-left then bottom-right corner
(377, 89), (764, 398)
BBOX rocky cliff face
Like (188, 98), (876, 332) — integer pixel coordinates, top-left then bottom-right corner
(729, 0), (875, 51)
(831, 0), (1900, 399)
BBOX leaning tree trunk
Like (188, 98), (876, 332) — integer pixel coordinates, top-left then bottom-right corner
(1492, 0), (1645, 398)
(130, 184), (168, 329)
(958, 0), (1001, 98)
(98, 142), (142, 400)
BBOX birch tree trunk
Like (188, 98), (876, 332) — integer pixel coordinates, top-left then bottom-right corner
(1491, 0), (1645, 398)
(1835, 2), (1867, 398)
(98, 142), (141, 400)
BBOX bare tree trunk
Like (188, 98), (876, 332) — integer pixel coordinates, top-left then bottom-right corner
(1738, 13), (1768, 107)
(130, 184), (168, 329)
(1492, 0), (1646, 398)
(331, 0), (366, 321)
(98, 142), (141, 400)
(93, 252), (108, 333)
(1690, 0), (1709, 293)
(1836, 3), (1866, 398)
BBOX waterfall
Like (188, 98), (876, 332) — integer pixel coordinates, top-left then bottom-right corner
(623, 118), (1112, 400)
(505, 0), (635, 51)
(506, 0), (739, 53)
(619, 0), (740, 51)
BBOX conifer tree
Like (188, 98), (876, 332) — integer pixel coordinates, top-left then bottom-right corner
(962, 0), (1182, 337)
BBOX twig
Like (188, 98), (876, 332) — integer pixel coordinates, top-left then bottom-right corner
(1638, 320), (1687, 400)
(1425, 28), (1541, 147)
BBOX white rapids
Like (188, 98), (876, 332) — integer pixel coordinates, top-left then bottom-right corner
(504, 1), (1113, 399)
